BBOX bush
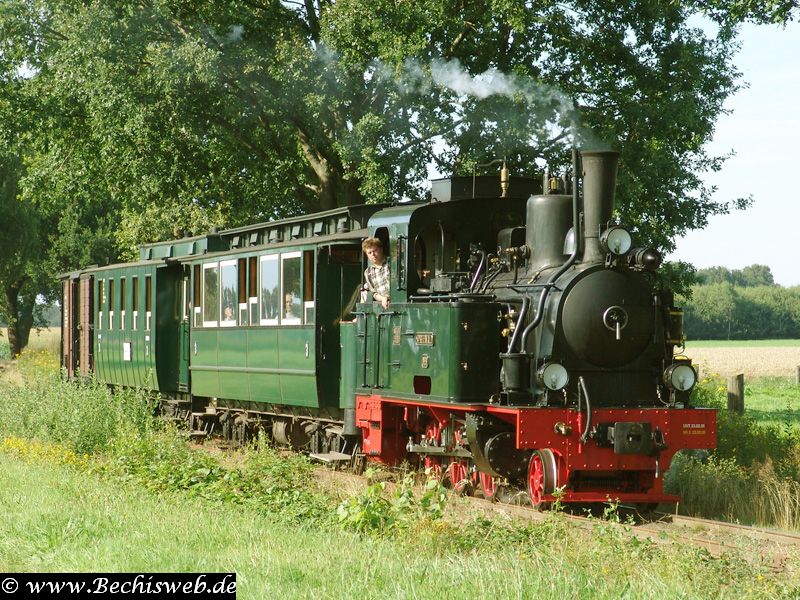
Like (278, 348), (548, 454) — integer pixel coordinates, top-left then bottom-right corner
(336, 470), (448, 535)
(666, 377), (800, 528)
(0, 371), (157, 455)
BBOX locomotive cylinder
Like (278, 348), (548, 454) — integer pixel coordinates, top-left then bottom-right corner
(581, 150), (620, 262)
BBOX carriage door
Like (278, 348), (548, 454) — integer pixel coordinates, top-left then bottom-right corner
(178, 267), (191, 392)
(79, 274), (94, 377)
(61, 277), (80, 379)
(315, 244), (363, 406)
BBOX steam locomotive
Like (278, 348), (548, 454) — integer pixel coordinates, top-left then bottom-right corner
(60, 149), (716, 508)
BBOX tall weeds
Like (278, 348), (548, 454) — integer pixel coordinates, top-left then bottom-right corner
(0, 369), (156, 455)
(666, 376), (800, 530)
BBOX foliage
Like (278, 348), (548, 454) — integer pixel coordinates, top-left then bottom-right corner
(0, 0), (783, 268)
(698, 0), (800, 26)
(681, 272), (800, 339)
(697, 264), (775, 286)
(667, 453), (800, 529)
(0, 370), (156, 455)
(667, 375), (800, 528)
(336, 469), (448, 534)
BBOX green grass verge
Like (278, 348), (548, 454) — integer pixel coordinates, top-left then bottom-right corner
(2, 449), (796, 599)
(744, 377), (800, 430)
(1, 343), (799, 593)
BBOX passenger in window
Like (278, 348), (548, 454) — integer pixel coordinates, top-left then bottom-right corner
(284, 293), (298, 319)
(223, 304), (235, 322)
(362, 237), (390, 309)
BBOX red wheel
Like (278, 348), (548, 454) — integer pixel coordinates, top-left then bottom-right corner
(424, 456), (443, 480)
(527, 449), (557, 509)
(479, 471), (499, 500)
(446, 459), (472, 495)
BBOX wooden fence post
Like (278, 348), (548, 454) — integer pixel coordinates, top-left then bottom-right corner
(727, 373), (745, 415)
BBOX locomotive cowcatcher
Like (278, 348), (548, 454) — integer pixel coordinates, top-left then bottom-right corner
(61, 148), (716, 509)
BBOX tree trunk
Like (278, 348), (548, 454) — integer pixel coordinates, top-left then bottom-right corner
(3, 279), (33, 358)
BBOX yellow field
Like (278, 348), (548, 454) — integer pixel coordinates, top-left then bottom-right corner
(1, 327), (60, 354)
(681, 346), (800, 378)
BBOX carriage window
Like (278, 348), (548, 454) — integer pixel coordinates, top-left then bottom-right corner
(97, 279), (105, 331)
(132, 277), (139, 330)
(259, 255), (279, 325)
(249, 257), (258, 325)
(203, 264), (219, 327)
(120, 278), (126, 330)
(281, 252), (302, 325)
(108, 279), (115, 330)
(220, 260), (237, 326)
(303, 249), (315, 324)
(145, 275), (152, 331)
(238, 258), (247, 324)
(182, 278), (188, 321)
(193, 265), (201, 327)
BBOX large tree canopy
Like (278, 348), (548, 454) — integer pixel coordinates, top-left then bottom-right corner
(0, 0), (797, 352)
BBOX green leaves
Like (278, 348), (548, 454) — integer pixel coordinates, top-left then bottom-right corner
(0, 0), (794, 347)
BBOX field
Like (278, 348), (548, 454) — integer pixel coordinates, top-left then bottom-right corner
(682, 339), (800, 378)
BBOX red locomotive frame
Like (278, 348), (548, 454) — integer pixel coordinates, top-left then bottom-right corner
(357, 394), (716, 505)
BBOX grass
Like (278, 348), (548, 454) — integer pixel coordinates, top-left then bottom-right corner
(745, 377), (800, 430)
(2, 443), (797, 599)
(1, 333), (800, 595)
(664, 375), (800, 529)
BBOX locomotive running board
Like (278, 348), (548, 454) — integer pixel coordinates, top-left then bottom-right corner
(309, 452), (352, 464)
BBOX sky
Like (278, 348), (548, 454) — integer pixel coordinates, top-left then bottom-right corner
(667, 20), (800, 287)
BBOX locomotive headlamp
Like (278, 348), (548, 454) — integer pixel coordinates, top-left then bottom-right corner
(600, 226), (632, 255)
(628, 247), (662, 271)
(664, 362), (697, 392)
(537, 362), (569, 391)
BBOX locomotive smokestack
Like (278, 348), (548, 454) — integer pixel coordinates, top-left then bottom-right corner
(580, 150), (619, 262)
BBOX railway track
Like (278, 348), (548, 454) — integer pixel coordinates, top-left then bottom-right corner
(459, 493), (799, 565)
(199, 438), (800, 567)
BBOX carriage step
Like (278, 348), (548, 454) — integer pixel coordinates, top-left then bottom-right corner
(158, 416), (184, 422)
(191, 411), (216, 418)
(188, 430), (208, 439)
(309, 452), (352, 463)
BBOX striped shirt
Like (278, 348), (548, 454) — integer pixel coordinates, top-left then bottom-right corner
(364, 262), (390, 300)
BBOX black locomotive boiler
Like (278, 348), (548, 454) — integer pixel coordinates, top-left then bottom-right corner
(61, 148), (715, 508)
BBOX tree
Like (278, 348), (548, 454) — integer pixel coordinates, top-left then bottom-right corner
(0, 0), (797, 352)
(696, 264), (775, 287)
(0, 43), (120, 355)
(697, 266), (735, 285)
(736, 264), (775, 287)
(684, 282), (738, 339)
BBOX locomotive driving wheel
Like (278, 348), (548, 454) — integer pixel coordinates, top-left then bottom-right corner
(527, 449), (558, 509)
(479, 471), (500, 501)
(445, 459), (472, 495)
(423, 456), (443, 481)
